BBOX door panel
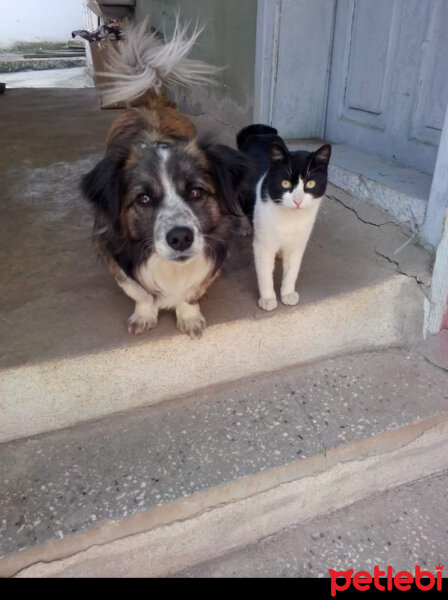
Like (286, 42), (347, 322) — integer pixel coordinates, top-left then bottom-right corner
(325, 0), (448, 174)
(270, 0), (336, 139)
(344, 0), (394, 117)
(410, 0), (448, 145)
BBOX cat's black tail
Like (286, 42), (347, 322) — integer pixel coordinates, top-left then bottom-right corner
(236, 124), (278, 150)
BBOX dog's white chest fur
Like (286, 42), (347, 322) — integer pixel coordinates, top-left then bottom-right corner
(136, 253), (211, 308)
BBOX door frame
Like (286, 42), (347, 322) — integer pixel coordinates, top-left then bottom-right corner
(253, 0), (282, 125)
(425, 103), (448, 335)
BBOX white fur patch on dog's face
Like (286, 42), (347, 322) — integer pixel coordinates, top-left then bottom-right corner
(153, 146), (205, 261)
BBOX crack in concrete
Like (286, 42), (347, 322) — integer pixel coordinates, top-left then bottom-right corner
(374, 250), (429, 289)
(326, 193), (430, 290)
(326, 194), (398, 228)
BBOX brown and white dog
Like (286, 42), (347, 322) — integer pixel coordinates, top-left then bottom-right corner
(82, 20), (251, 337)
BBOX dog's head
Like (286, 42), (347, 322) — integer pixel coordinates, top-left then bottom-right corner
(82, 134), (250, 265)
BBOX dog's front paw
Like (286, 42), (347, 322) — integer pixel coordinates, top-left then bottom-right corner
(258, 297), (278, 312)
(127, 313), (158, 335)
(281, 291), (300, 306)
(177, 313), (206, 339)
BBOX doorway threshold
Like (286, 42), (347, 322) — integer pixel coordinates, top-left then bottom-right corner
(287, 139), (432, 234)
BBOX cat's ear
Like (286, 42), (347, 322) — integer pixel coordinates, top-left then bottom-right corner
(270, 141), (289, 163)
(314, 144), (331, 166)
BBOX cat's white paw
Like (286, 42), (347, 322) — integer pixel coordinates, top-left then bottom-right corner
(281, 291), (300, 306)
(258, 297), (278, 312)
(127, 313), (158, 335)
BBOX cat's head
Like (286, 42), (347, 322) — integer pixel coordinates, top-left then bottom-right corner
(264, 141), (331, 210)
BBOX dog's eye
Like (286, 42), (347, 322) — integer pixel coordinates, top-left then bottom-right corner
(281, 180), (292, 189)
(189, 188), (203, 200)
(306, 180), (316, 189)
(136, 193), (151, 206)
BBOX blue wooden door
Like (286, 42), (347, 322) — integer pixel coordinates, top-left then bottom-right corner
(325, 0), (448, 174)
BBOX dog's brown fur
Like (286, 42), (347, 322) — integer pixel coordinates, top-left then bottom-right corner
(82, 88), (252, 336)
(106, 90), (197, 148)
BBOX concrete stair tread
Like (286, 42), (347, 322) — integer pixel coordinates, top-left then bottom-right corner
(1, 347), (447, 565)
(0, 180), (430, 371)
(0, 91), (431, 372)
(174, 470), (448, 577)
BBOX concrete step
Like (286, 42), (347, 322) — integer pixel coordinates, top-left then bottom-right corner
(0, 56), (86, 74)
(175, 470), (448, 578)
(0, 92), (432, 443)
(0, 179), (430, 442)
(0, 67), (93, 89)
(288, 139), (433, 235)
(1, 347), (447, 576)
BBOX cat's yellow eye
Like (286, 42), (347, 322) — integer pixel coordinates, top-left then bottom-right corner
(306, 180), (316, 189)
(281, 180), (292, 189)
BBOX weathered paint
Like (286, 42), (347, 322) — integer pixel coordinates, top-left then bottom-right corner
(0, 0), (85, 48)
(135, 0), (257, 127)
(325, 0), (448, 175)
(271, 0), (336, 138)
(254, 0), (335, 138)
(423, 104), (448, 250)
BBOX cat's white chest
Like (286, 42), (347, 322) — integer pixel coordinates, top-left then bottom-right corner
(136, 253), (211, 308)
(254, 195), (321, 250)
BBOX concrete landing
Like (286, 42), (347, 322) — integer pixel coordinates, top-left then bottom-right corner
(288, 139), (433, 234)
(0, 90), (432, 442)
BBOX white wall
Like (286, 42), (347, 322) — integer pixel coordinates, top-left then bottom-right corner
(0, 0), (85, 48)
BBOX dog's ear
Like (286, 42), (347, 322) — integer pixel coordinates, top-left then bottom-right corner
(81, 151), (125, 223)
(203, 143), (254, 216)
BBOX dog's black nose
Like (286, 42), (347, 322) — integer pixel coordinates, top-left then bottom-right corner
(166, 227), (194, 251)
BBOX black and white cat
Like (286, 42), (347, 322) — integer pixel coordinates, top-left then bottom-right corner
(237, 124), (331, 311)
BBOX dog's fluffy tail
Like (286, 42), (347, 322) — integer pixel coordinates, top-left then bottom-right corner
(98, 17), (221, 107)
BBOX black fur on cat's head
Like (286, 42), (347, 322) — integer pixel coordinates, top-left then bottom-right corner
(237, 123), (331, 211)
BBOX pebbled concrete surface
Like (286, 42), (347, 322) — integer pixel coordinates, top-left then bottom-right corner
(1, 348), (447, 558)
(175, 470), (448, 578)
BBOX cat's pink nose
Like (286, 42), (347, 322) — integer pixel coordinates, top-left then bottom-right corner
(294, 199), (302, 208)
